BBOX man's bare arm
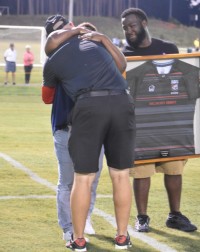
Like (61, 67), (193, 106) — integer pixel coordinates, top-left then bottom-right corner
(80, 32), (127, 73)
(45, 28), (127, 73)
(45, 27), (89, 56)
(100, 35), (127, 73)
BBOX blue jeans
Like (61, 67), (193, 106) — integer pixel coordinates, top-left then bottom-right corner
(53, 129), (103, 233)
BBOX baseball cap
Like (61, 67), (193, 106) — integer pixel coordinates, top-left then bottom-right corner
(25, 45), (31, 49)
(45, 14), (69, 36)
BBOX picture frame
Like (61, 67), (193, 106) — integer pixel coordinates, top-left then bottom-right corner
(125, 52), (200, 164)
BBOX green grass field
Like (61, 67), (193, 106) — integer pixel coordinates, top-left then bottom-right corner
(0, 66), (43, 85)
(0, 85), (200, 252)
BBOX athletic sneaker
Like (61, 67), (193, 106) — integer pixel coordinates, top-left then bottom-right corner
(84, 217), (95, 235)
(135, 215), (150, 232)
(66, 236), (87, 251)
(63, 230), (72, 242)
(166, 212), (197, 232)
(114, 233), (132, 250)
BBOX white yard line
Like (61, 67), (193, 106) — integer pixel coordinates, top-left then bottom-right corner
(0, 152), (56, 191)
(0, 195), (56, 200)
(0, 195), (112, 200)
(94, 208), (177, 252)
(0, 151), (177, 252)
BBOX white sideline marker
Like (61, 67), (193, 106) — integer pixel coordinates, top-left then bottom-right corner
(0, 152), (56, 191)
(0, 195), (56, 200)
(0, 151), (177, 252)
(94, 208), (177, 252)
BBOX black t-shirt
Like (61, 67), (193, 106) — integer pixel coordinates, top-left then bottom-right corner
(122, 38), (179, 56)
(43, 36), (128, 101)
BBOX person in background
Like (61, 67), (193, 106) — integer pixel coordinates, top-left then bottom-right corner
(23, 45), (34, 85)
(112, 37), (122, 48)
(43, 15), (104, 246)
(43, 14), (135, 251)
(121, 7), (197, 233)
(4, 43), (17, 85)
(193, 38), (199, 51)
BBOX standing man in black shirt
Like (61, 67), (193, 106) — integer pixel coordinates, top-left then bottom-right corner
(121, 7), (197, 233)
(43, 20), (136, 251)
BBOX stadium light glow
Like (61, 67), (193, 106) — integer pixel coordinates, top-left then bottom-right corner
(190, 0), (200, 7)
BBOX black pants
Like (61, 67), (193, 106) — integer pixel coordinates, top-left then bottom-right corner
(24, 65), (33, 84)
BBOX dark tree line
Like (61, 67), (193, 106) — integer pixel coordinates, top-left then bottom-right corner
(0, 0), (195, 26)
(0, 0), (137, 16)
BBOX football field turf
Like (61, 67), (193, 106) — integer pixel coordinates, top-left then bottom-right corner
(0, 85), (200, 251)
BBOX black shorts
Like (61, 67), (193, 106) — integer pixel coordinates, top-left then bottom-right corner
(69, 93), (136, 173)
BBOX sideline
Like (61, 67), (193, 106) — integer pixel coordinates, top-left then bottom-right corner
(0, 83), (42, 87)
(0, 195), (111, 200)
(94, 208), (177, 252)
(0, 152), (56, 191)
(0, 151), (177, 252)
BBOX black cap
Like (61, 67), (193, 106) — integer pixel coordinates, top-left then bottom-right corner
(45, 14), (69, 36)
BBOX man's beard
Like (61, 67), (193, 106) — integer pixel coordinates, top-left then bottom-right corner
(126, 27), (146, 49)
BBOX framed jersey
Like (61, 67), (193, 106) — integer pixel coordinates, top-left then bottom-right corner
(125, 52), (200, 164)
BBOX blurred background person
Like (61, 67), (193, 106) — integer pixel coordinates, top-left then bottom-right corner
(23, 45), (34, 85)
(193, 37), (200, 51)
(4, 43), (17, 85)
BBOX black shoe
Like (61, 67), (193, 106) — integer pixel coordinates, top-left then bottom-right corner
(135, 214), (150, 232)
(115, 232), (132, 250)
(166, 212), (197, 232)
(4, 82), (7, 85)
(66, 236), (87, 251)
(13, 82), (16, 85)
